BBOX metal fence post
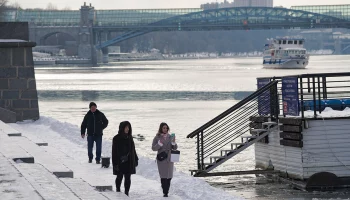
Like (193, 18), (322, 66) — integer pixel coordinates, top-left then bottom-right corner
(323, 76), (327, 99)
(270, 82), (279, 122)
(201, 131), (204, 170)
(312, 77), (317, 118)
(197, 135), (200, 170)
(318, 76), (322, 113)
(300, 77), (305, 119)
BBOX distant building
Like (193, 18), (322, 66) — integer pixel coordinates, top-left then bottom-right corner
(201, 0), (273, 10)
(201, 0), (235, 10)
(200, 3), (219, 10)
(234, 0), (273, 7)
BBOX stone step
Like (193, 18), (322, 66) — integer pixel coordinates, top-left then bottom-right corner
(101, 191), (129, 200)
(60, 178), (113, 200)
(0, 120), (22, 136)
(0, 154), (42, 200)
(8, 136), (73, 178)
(21, 131), (49, 146)
(42, 145), (113, 191)
(0, 133), (34, 163)
(14, 163), (80, 200)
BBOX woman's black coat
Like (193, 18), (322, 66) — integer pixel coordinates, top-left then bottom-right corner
(112, 134), (138, 175)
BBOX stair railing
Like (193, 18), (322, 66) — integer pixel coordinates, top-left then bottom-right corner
(187, 80), (279, 171)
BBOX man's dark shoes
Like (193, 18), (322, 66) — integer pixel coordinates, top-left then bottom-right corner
(88, 159), (92, 163)
(163, 194), (168, 197)
(96, 160), (100, 164)
(116, 188), (121, 192)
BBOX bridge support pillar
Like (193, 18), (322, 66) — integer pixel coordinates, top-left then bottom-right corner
(78, 3), (96, 65)
(102, 47), (109, 64)
(334, 38), (342, 55)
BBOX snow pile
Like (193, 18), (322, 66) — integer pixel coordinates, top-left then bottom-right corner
(303, 107), (350, 118)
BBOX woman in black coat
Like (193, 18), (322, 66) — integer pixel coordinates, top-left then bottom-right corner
(112, 121), (138, 196)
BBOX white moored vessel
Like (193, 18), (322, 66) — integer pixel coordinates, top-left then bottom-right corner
(263, 38), (309, 69)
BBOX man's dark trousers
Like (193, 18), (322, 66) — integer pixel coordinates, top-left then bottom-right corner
(87, 135), (102, 161)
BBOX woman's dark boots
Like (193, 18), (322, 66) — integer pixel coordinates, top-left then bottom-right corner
(161, 178), (172, 197)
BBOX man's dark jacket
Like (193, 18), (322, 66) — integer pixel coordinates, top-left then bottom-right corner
(81, 109), (109, 136)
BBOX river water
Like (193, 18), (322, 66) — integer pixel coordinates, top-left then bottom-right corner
(35, 56), (350, 199)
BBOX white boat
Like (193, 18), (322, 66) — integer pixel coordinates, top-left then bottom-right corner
(33, 58), (56, 65)
(263, 38), (309, 69)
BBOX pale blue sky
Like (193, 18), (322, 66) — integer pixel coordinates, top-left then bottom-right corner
(8, 0), (350, 9)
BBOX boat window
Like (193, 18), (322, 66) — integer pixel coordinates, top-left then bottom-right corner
(299, 40), (303, 45)
(279, 40), (282, 44)
(283, 40), (286, 44)
(288, 41), (293, 44)
(294, 40), (298, 44)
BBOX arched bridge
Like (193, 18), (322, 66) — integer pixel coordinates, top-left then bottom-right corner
(95, 7), (350, 49)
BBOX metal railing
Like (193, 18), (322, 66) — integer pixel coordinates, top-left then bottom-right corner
(266, 72), (350, 119)
(187, 81), (279, 171)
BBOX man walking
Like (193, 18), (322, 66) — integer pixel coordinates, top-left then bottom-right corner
(81, 102), (109, 164)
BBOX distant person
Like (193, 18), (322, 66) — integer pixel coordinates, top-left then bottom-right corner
(112, 121), (139, 196)
(81, 102), (109, 164)
(152, 122), (178, 197)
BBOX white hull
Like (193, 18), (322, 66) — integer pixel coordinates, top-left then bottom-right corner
(34, 60), (56, 65)
(263, 59), (308, 69)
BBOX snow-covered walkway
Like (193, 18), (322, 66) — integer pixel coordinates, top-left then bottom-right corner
(0, 117), (239, 200)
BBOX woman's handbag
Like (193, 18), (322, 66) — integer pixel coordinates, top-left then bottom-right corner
(120, 153), (129, 163)
(170, 150), (180, 162)
(157, 151), (168, 161)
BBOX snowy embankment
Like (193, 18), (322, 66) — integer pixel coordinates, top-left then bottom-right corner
(9, 116), (240, 200)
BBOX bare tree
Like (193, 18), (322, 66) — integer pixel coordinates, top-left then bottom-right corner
(46, 3), (57, 10)
(0, 0), (8, 21)
(27, 8), (44, 11)
(0, 0), (7, 7)
(62, 6), (71, 10)
(8, 2), (21, 9)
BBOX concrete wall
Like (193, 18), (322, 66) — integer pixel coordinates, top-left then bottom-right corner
(0, 40), (39, 121)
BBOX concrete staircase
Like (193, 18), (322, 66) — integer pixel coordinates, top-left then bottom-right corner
(0, 120), (125, 200)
